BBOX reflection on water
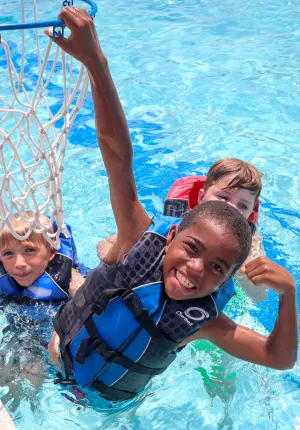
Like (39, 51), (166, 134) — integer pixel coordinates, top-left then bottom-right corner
(0, 0), (299, 428)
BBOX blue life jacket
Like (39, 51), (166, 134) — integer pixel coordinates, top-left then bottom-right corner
(54, 214), (236, 401)
(0, 224), (79, 301)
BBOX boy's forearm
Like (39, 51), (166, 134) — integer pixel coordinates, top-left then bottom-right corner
(266, 289), (298, 369)
(234, 271), (268, 303)
(235, 232), (269, 302)
(187, 284), (298, 370)
(69, 269), (85, 297)
(86, 56), (133, 177)
(48, 8), (133, 175)
(84, 47), (150, 253)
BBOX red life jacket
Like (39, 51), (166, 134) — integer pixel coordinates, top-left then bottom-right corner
(163, 176), (259, 224)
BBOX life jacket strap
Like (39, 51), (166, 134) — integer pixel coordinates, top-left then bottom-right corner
(121, 291), (179, 351)
(54, 371), (76, 387)
(92, 337), (166, 375)
(75, 318), (166, 376)
(53, 304), (75, 383)
(91, 380), (137, 401)
(248, 221), (256, 235)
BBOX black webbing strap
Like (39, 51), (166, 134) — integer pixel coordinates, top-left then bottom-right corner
(248, 221), (256, 235)
(75, 318), (99, 364)
(90, 337), (166, 376)
(75, 318), (166, 376)
(54, 370), (76, 387)
(52, 304), (66, 339)
(75, 338), (90, 365)
(52, 305), (77, 386)
(91, 380), (137, 401)
(85, 318), (99, 338)
(121, 291), (178, 350)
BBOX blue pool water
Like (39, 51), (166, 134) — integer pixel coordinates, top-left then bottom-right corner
(0, 0), (299, 428)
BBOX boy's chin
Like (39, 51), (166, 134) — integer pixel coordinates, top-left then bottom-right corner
(12, 277), (33, 287)
(16, 281), (31, 287)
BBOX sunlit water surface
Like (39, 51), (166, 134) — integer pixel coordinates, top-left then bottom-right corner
(0, 0), (299, 429)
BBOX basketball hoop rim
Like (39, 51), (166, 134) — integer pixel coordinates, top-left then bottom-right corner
(0, 0), (98, 31)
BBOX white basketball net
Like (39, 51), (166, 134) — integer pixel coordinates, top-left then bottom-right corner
(0, 0), (89, 248)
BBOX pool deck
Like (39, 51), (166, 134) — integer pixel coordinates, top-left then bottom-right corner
(0, 400), (17, 429)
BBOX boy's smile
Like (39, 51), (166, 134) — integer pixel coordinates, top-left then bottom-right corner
(163, 219), (241, 301)
(0, 240), (55, 287)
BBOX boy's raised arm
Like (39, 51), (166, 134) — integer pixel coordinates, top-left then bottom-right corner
(185, 258), (298, 370)
(47, 7), (151, 261)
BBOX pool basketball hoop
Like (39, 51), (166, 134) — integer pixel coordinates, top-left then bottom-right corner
(0, 0), (98, 36)
(0, 0), (98, 248)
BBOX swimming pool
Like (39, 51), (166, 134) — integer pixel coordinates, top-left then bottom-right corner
(0, 0), (299, 428)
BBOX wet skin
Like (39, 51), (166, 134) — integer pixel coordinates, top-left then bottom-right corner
(163, 218), (241, 301)
(198, 183), (257, 219)
(0, 240), (55, 287)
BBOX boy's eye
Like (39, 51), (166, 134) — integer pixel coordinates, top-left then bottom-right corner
(25, 247), (37, 254)
(212, 263), (224, 275)
(2, 251), (13, 257)
(239, 204), (248, 211)
(217, 195), (228, 201)
(186, 242), (198, 253)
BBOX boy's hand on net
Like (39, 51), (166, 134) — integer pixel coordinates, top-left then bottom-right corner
(48, 331), (62, 373)
(45, 7), (104, 68)
(241, 256), (295, 296)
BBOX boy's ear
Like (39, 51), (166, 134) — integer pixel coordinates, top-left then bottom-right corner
(165, 224), (178, 252)
(48, 248), (56, 263)
(197, 188), (205, 204)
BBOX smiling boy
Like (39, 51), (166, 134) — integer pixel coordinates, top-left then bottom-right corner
(48, 8), (298, 401)
(98, 157), (268, 302)
(164, 158), (269, 302)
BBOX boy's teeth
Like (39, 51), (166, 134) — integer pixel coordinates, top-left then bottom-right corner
(176, 272), (196, 289)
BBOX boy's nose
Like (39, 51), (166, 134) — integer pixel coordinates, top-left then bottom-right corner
(14, 254), (27, 268)
(187, 258), (205, 277)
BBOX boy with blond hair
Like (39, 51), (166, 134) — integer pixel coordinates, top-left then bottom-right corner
(0, 212), (84, 395)
(0, 211), (84, 299)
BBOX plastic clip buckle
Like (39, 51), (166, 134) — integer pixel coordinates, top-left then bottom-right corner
(62, 0), (74, 6)
(52, 25), (64, 38)
(54, 371), (76, 386)
(91, 339), (118, 363)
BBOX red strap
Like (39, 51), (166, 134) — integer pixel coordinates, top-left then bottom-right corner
(165, 176), (206, 209)
(248, 199), (259, 224)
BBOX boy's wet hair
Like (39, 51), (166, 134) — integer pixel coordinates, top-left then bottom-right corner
(204, 158), (263, 200)
(0, 212), (54, 250)
(178, 200), (252, 275)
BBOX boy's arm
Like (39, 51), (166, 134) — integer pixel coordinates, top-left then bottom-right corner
(48, 331), (62, 373)
(235, 230), (269, 302)
(48, 8), (151, 262)
(182, 258), (298, 370)
(69, 268), (85, 296)
(97, 234), (117, 261)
